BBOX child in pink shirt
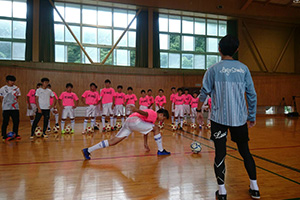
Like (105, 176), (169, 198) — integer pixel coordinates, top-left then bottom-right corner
(125, 87), (137, 117)
(155, 89), (166, 111)
(26, 83), (42, 125)
(170, 87), (177, 124)
(147, 89), (154, 110)
(113, 85), (126, 126)
(82, 107), (171, 160)
(59, 83), (79, 133)
(183, 89), (192, 122)
(47, 84), (59, 131)
(81, 83), (100, 134)
(190, 91), (199, 124)
(100, 79), (115, 131)
(173, 88), (185, 130)
(139, 90), (149, 111)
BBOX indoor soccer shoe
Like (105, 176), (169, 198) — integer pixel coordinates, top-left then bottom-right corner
(15, 135), (21, 140)
(157, 149), (171, 155)
(47, 127), (51, 132)
(215, 190), (227, 200)
(249, 188), (260, 199)
(61, 130), (65, 134)
(82, 148), (91, 160)
(71, 129), (74, 134)
(55, 123), (60, 129)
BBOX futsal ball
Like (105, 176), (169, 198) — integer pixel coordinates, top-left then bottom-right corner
(7, 132), (16, 138)
(207, 123), (211, 129)
(158, 124), (164, 129)
(116, 122), (122, 129)
(95, 122), (100, 128)
(190, 123), (197, 129)
(86, 126), (93, 134)
(190, 141), (202, 154)
(65, 125), (71, 133)
(105, 124), (112, 132)
(35, 127), (43, 137)
(171, 124), (177, 131)
(53, 126), (58, 133)
(183, 120), (187, 126)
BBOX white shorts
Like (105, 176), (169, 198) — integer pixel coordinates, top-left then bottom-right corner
(155, 105), (164, 111)
(116, 117), (154, 138)
(191, 107), (197, 118)
(125, 104), (135, 115)
(175, 105), (184, 117)
(172, 103), (175, 113)
(114, 105), (125, 116)
(102, 103), (113, 116)
(95, 104), (102, 117)
(86, 105), (97, 117)
(139, 105), (148, 110)
(183, 104), (190, 115)
(26, 103), (37, 116)
(62, 106), (75, 119)
(50, 107), (58, 115)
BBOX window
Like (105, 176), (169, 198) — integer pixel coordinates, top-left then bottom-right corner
(54, 3), (136, 66)
(159, 14), (226, 69)
(0, 0), (27, 60)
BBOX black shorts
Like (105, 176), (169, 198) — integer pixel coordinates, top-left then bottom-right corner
(210, 120), (249, 143)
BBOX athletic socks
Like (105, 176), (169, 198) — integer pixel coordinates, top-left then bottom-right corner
(154, 133), (164, 152)
(180, 118), (183, 127)
(88, 140), (109, 153)
(71, 119), (75, 130)
(121, 117), (124, 124)
(102, 116), (106, 128)
(191, 117), (195, 124)
(91, 119), (95, 128)
(30, 119), (34, 125)
(55, 113), (59, 124)
(48, 120), (51, 128)
(218, 184), (227, 195)
(110, 116), (114, 127)
(171, 116), (174, 124)
(184, 115), (187, 121)
(175, 119), (178, 127)
(61, 120), (65, 131)
(83, 119), (88, 131)
(250, 179), (259, 191)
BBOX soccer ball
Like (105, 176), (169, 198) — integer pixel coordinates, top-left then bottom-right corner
(35, 127), (43, 137)
(171, 124), (177, 131)
(86, 126), (93, 134)
(7, 132), (16, 138)
(158, 124), (164, 129)
(183, 120), (187, 126)
(53, 126), (58, 133)
(95, 122), (100, 128)
(105, 124), (112, 132)
(116, 122), (122, 129)
(190, 141), (202, 154)
(207, 123), (211, 129)
(65, 125), (71, 133)
(190, 123), (197, 129)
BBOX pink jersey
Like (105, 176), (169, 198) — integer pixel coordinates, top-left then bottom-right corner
(114, 92), (125, 105)
(100, 88), (115, 104)
(129, 109), (157, 124)
(125, 94), (137, 105)
(147, 95), (154, 105)
(190, 97), (199, 108)
(59, 91), (79, 107)
(183, 94), (192, 105)
(173, 95), (184, 105)
(155, 95), (166, 107)
(27, 89), (36, 104)
(170, 93), (177, 102)
(208, 98), (211, 109)
(82, 90), (100, 105)
(50, 92), (58, 105)
(139, 96), (149, 107)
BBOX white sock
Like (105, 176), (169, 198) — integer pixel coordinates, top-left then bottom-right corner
(180, 118), (183, 127)
(83, 119), (88, 131)
(30, 119), (34, 125)
(91, 119), (95, 127)
(102, 116), (106, 128)
(71, 119), (75, 130)
(110, 116), (114, 127)
(48, 120), (50, 128)
(184, 115), (187, 121)
(61, 120), (65, 130)
(88, 140), (109, 153)
(175, 119), (178, 127)
(55, 114), (59, 124)
(191, 117), (195, 124)
(154, 133), (164, 151)
(171, 116), (174, 123)
(121, 117), (124, 124)
(218, 184), (227, 195)
(250, 179), (259, 191)
(114, 117), (117, 126)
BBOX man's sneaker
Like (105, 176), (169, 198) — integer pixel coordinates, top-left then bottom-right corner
(82, 148), (91, 160)
(61, 130), (66, 134)
(15, 135), (21, 140)
(94, 126), (99, 130)
(70, 129), (74, 134)
(249, 188), (260, 199)
(42, 133), (49, 138)
(157, 149), (171, 155)
(47, 127), (51, 132)
(55, 123), (60, 129)
(215, 190), (227, 200)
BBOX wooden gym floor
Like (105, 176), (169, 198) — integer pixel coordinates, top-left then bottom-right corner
(0, 116), (299, 200)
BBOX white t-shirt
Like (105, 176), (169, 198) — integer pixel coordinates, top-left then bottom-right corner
(0, 85), (21, 110)
(36, 88), (54, 110)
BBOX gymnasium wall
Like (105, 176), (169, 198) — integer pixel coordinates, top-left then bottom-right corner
(1, 62), (300, 121)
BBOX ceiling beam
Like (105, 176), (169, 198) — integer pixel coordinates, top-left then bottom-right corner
(241, 0), (254, 10)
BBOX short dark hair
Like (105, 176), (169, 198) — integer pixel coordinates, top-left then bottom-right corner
(37, 83), (42, 87)
(219, 34), (239, 57)
(147, 89), (152, 92)
(6, 75), (16, 82)
(117, 85), (123, 89)
(90, 83), (97, 88)
(177, 88), (183, 92)
(159, 89), (164, 92)
(193, 90), (198, 95)
(66, 83), (73, 88)
(171, 87), (176, 90)
(141, 90), (145, 93)
(157, 109), (169, 119)
(47, 84), (51, 88)
(41, 77), (49, 82)
(127, 87), (133, 91)
(184, 88), (189, 92)
(105, 79), (111, 84)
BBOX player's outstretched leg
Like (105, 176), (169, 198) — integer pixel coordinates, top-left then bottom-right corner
(153, 126), (170, 156)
